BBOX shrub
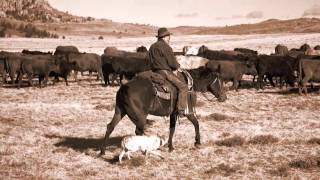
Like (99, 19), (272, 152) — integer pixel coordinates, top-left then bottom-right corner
(248, 135), (279, 145)
(289, 156), (320, 169)
(215, 136), (245, 147)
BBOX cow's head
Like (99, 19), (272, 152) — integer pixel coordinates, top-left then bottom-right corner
(198, 45), (209, 55)
(245, 60), (258, 76)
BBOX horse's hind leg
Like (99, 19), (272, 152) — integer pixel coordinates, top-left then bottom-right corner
(186, 114), (201, 147)
(100, 105), (125, 155)
(168, 114), (177, 152)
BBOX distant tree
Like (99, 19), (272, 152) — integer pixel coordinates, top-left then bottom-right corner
(98, 35), (104, 40)
(52, 34), (59, 39)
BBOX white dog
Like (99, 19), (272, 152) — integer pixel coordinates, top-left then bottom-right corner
(119, 135), (167, 163)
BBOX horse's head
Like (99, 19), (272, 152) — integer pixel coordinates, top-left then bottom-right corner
(207, 72), (227, 102)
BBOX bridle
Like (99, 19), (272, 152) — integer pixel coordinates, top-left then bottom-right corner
(201, 76), (220, 101)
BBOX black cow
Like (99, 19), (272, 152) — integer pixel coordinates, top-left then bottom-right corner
(298, 58), (320, 94)
(300, 43), (312, 52)
(173, 52), (185, 56)
(287, 44), (312, 58)
(102, 48), (150, 85)
(19, 54), (76, 88)
(136, 46), (148, 53)
(255, 55), (298, 89)
(19, 55), (60, 88)
(206, 60), (257, 91)
(54, 46), (79, 55)
(0, 55), (7, 85)
(198, 45), (258, 82)
(0, 51), (24, 85)
(275, 44), (289, 56)
(67, 53), (103, 82)
(234, 48), (258, 55)
(198, 45), (252, 61)
(22, 49), (52, 55)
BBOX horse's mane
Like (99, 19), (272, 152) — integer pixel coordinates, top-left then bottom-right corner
(188, 66), (213, 79)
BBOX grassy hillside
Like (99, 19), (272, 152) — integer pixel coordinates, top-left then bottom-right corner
(171, 18), (320, 35)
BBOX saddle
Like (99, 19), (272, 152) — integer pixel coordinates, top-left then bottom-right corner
(136, 71), (172, 100)
(136, 70), (197, 115)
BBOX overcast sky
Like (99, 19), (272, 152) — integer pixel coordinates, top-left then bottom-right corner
(48, 0), (320, 27)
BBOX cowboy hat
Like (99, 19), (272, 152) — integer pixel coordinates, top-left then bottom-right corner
(156, 27), (172, 38)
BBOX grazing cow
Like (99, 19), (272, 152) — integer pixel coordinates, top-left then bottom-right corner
(102, 47), (150, 85)
(234, 48), (258, 55)
(54, 45), (79, 55)
(136, 46), (148, 53)
(22, 49), (52, 55)
(198, 45), (258, 83)
(275, 44), (289, 56)
(19, 55), (61, 88)
(67, 53), (103, 82)
(197, 45), (250, 61)
(119, 135), (167, 163)
(206, 60), (257, 91)
(298, 58), (320, 94)
(255, 55), (298, 89)
(0, 51), (24, 85)
(288, 50), (305, 58)
(288, 44), (312, 58)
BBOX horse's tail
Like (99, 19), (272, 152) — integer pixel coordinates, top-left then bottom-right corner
(4, 57), (9, 73)
(116, 84), (128, 109)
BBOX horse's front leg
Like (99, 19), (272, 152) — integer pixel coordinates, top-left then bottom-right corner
(100, 105), (125, 155)
(168, 114), (177, 152)
(186, 114), (201, 147)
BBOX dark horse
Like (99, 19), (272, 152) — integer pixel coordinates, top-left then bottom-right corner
(100, 67), (227, 154)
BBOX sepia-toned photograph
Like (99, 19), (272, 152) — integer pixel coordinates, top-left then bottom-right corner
(0, 0), (320, 179)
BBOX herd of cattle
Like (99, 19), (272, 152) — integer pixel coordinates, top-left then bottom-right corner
(0, 43), (320, 95)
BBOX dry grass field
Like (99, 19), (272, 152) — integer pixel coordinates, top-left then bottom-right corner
(0, 34), (320, 179)
(0, 77), (319, 179)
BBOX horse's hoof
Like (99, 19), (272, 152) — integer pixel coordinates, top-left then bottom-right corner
(194, 143), (202, 149)
(99, 147), (106, 156)
(169, 147), (174, 152)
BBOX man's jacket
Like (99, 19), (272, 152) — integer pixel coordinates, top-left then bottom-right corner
(148, 39), (180, 71)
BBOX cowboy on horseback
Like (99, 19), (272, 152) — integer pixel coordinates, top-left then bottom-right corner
(148, 27), (188, 116)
